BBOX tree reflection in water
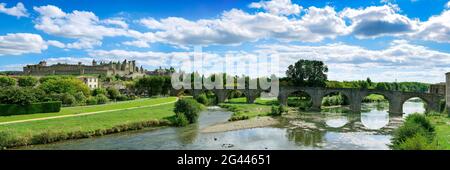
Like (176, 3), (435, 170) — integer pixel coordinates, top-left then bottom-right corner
(286, 128), (326, 147)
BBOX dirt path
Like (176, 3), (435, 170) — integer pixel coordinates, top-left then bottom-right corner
(201, 116), (279, 133)
(0, 99), (178, 126)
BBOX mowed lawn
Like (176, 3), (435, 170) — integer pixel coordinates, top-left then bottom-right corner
(0, 97), (177, 123)
(0, 103), (176, 137)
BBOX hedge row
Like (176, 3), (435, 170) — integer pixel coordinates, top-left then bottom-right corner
(0, 101), (62, 116)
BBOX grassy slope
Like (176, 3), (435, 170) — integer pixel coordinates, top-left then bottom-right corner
(0, 97), (177, 123)
(428, 115), (450, 149)
(0, 103), (176, 137)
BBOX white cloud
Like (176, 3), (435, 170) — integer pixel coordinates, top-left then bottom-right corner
(249, 0), (302, 16)
(0, 2), (28, 18)
(122, 40), (150, 48)
(0, 33), (48, 56)
(341, 5), (419, 38)
(102, 18), (129, 29)
(46, 40), (66, 48)
(412, 9), (450, 43)
(446, 1), (450, 8)
(33, 5), (134, 49)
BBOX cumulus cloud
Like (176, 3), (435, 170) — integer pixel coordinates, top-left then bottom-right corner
(0, 2), (28, 18)
(446, 1), (450, 8)
(411, 9), (450, 43)
(341, 5), (419, 38)
(249, 0), (302, 16)
(122, 40), (150, 48)
(0, 33), (48, 56)
(46, 40), (66, 48)
(33, 5), (134, 49)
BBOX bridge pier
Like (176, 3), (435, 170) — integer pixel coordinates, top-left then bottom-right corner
(214, 89), (227, 103)
(278, 94), (288, 106)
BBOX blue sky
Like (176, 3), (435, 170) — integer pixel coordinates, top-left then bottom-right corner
(0, 0), (449, 83)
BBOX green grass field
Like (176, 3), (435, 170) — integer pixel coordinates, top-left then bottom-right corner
(0, 98), (178, 148)
(428, 115), (450, 149)
(0, 97), (177, 123)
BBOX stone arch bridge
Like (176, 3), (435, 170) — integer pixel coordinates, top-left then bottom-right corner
(172, 86), (444, 114)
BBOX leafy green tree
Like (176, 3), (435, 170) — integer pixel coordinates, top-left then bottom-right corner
(17, 76), (38, 87)
(0, 76), (16, 87)
(0, 87), (38, 105)
(286, 59), (328, 87)
(39, 78), (90, 96)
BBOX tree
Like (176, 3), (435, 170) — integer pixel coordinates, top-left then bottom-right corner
(39, 78), (90, 96)
(366, 77), (372, 87)
(0, 76), (16, 87)
(286, 59), (328, 87)
(18, 76), (38, 87)
(0, 87), (38, 105)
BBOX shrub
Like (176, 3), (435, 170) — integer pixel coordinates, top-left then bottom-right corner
(116, 95), (128, 101)
(86, 97), (98, 105)
(17, 76), (38, 87)
(107, 87), (121, 100)
(0, 76), (16, 87)
(195, 93), (209, 105)
(73, 92), (87, 105)
(174, 113), (190, 127)
(92, 88), (108, 96)
(61, 93), (77, 106)
(173, 98), (204, 123)
(396, 133), (438, 150)
(96, 94), (109, 104)
(390, 113), (436, 150)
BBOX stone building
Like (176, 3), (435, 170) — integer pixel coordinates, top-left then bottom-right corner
(429, 82), (446, 95)
(78, 76), (99, 89)
(23, 60), (146, 78)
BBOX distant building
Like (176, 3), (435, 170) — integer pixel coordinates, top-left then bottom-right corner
(78, 76), (99, 89)
(429, 82), (446, 95)
(23, 60), (146, 78)
(146, 67), (175, 76)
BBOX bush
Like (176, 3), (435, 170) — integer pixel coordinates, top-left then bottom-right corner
(0, 101), (61, 116)
(92, 88), (108, 96)
(396, 133), (438, 150)
(96, 94), (109, 104)
(116, 95), (128, 101)
(17, 76), (38, 87)
(107, 87), (121, 100)
(86, 97), (98, 105)
(73, 92), (87, 105)
(0, 76), (16, 87)
(271, 105), (288, 116)
(390, 113), (436, 150)
(195, 93), (209, 105)
(173, 98), (204, 123)
(61, 93), (77, 106)
(174, 113), (190, 127)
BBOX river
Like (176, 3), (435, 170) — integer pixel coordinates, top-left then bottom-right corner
(21, 101), (425, 150)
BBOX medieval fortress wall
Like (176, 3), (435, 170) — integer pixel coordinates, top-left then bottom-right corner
(23, 60), (145, 77)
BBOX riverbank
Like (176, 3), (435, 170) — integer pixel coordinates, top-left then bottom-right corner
(201, 116), (279, 133)
(0, 97), (178, 149)
(428, 114), (450, 149)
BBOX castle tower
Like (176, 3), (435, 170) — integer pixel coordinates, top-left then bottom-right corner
(92, 60), (97, 66)
(121, 60), (127, 71)
(446, 72), (450, 114)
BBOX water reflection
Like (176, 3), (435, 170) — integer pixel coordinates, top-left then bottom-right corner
(360, 111), (389, 130)
(325, 116), (349, 128)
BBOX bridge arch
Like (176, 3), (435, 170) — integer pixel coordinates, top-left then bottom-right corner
(400, 95), (431, 114)
(285, 90), (315, 110)
(359, 91), (395, 113)
(319, 90), (351, 107)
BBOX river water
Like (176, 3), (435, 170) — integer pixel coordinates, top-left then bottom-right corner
(22, 101), (425, 150)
